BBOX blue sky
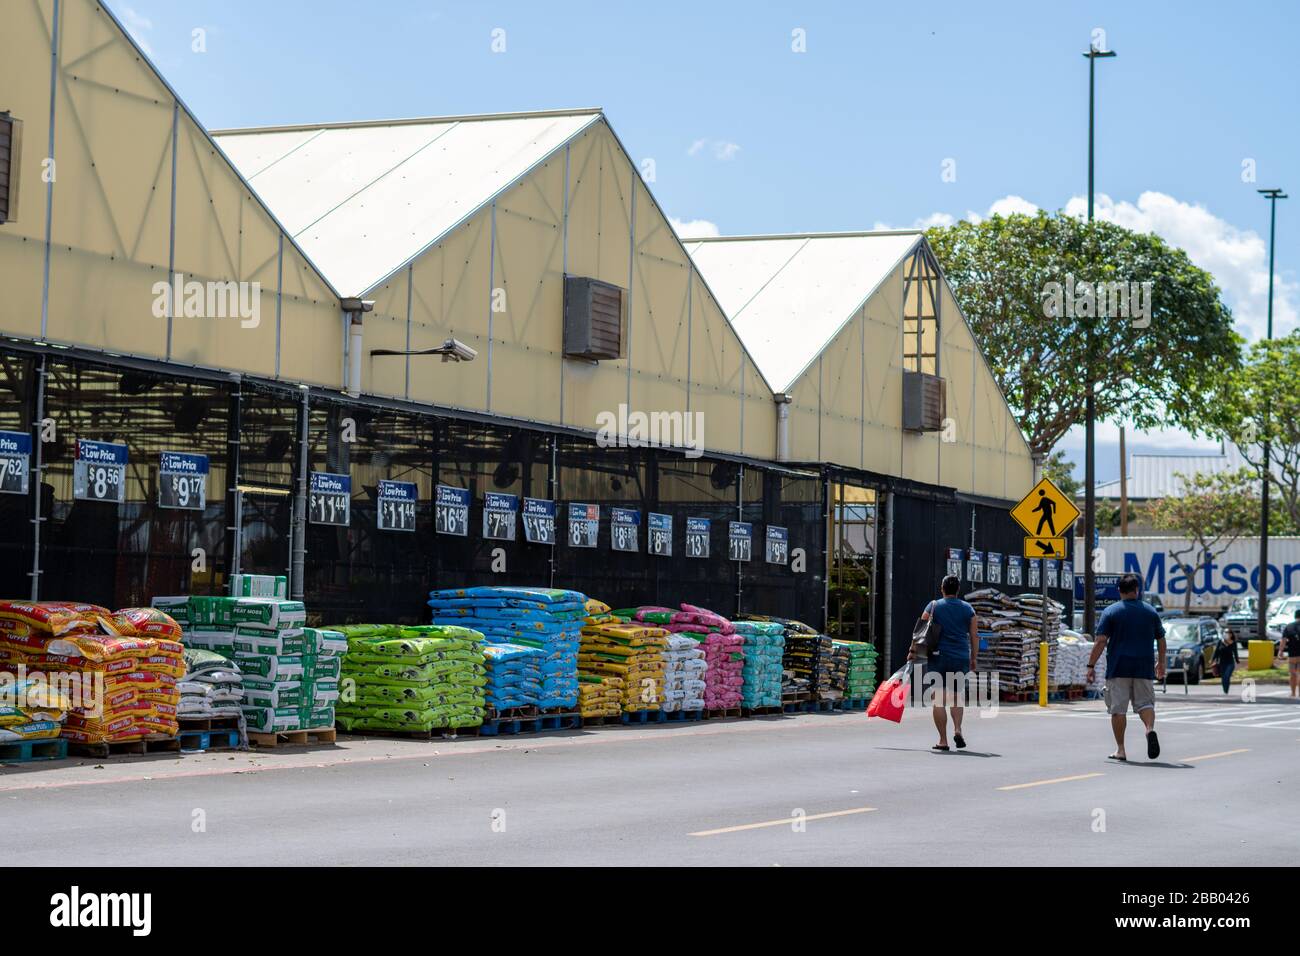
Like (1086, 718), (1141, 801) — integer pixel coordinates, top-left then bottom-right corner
(115, 0), (1298, 482)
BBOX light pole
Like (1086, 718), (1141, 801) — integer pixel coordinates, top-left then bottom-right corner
(1082, 42), (1116, 639)
(1256, 187), (1287, 645)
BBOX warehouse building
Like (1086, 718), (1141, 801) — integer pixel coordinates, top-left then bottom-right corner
(0, 0), (1057, 668)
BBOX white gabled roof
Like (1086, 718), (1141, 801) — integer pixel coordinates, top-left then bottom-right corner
(683, 232), (921, 393)
(212, 109), (603, 296)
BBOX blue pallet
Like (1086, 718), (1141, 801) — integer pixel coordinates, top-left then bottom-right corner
(537, 712), (581, 731)
(478, 717), (540, 737)
(620, 709), (656, 724)
(178, 729), (241, 751)
(841, 698), (870, 712)
(655, 708), (705, 722)
(0, 737), (67, 763)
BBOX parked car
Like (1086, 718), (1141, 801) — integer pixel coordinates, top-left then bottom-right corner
(1221, 595), (1259, 642)
(1162, 617), (1222, 684)
(1263, 596), (1299, 650)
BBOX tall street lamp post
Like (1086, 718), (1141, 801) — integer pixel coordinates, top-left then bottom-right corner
(1256, 187), (1288, 646)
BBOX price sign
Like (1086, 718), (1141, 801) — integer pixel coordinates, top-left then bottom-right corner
(765, 525), (789, 565)
(568, 503), (599, 549)
(377, 479), (418, 533)
(648, 513), (672, 557)
(1007, 555), (1023, 587)
(74, 440), (128, 504)
(158, 451), (208, 511)
(1046, 559), (1059, 590)
(435, 485), (470, 536)
(728, 521), (753, 562)
(685, 517), (710, 559)
(309, 472), (351, 526)
(0, 430), (32, 496)
(483, 492), (518, 541)
(967, 549), (984, 583)
(522, 497), (556, 545)
(946, 547), (963, 579)
(1028, 558), (1041, 590)
(611, 508), (640, 553)
(1061, 560), (1074, 592)
(987, 552), (1003, 585)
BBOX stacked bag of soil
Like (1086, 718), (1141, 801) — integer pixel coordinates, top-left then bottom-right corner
(743, 614), (834, 698)
(579, 621), (668, 713)
(427, 587), (585, 710)
(661, 635), (707, 713)
(823, 643), (849, 700)
(336, 624), (486, 732)
(620, 604), (743, 710)
(834, 640), (879, 699)
(481, 643), (543, 712)
(0, 676), (70, 745)
(732, 620), (785, 708)
(0, 602), (183, 745)
(576, 599), (624, 718)
(178, 648), (245, 719)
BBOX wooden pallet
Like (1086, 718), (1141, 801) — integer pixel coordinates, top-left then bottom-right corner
(705, 707), (742, 719)
(247, 726), (337, 749)
(578, 713), (621, 727)
(740, 705), (784, 717)
(69, 733), (180, 759)
(0, 737), (68, 763)
(177, 716), (241, 732)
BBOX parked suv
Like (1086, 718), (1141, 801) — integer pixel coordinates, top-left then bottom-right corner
(1221, 595), (1259, 642)
(1162, 617), (1223, 685)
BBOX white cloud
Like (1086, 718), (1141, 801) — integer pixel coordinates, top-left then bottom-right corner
(687, 139), (741, 162)
(985, 194), (1038, 218)
(119, 6), (155, 56)
(669, 217), (721, 239)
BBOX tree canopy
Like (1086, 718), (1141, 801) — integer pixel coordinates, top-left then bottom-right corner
(926, 212), (1242, 458)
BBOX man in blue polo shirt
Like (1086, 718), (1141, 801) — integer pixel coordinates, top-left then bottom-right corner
(1086, 573), (1167, 761)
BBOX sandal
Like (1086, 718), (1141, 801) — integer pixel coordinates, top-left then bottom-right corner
(1146, 731), (1160, 760)
(954, 733), (967, 750)
(932, 744), (950, 752)
(1107, 753), (1127, 762)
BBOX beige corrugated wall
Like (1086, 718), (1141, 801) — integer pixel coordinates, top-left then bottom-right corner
(0, 0), (342, 384)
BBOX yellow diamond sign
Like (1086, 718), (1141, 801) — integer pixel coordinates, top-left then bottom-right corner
(1011, 477), (1080, 539)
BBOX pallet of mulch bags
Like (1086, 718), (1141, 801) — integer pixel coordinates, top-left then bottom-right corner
(0, 738), (68, 763)
(247, 726), (337, 749)
(68, 733), (181, 759)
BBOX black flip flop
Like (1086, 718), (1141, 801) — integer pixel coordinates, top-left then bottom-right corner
(1146, 731), (1160, 760)
(1107, 753), (1127, 762)
(954, 733), (967, 750)
(932, 744), (950, 752)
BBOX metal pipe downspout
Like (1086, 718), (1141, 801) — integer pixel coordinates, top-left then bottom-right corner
(775, 393), (792, 462)
(291, 387), (309, 600)
(882, 490), (895, 675)
(28, 355), (48, 600)
(346, 314), (364, 398)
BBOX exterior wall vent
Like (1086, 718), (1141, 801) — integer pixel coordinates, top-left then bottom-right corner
(0, 111), (22, 224)
(902, 370), (946, 432)
(564, 275), (625, 360)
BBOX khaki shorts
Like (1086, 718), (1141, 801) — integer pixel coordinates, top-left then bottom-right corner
(1104, 677), (1155, 716)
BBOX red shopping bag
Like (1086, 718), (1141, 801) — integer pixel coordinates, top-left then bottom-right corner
(867, 663), (912, 722)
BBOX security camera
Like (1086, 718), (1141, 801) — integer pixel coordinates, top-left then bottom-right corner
(441, 337), (477, 363)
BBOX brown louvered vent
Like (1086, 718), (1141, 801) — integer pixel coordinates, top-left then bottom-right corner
(902, 370), (947, 432)
(0, 112), (21, 225)
(564, 276), (625, 360)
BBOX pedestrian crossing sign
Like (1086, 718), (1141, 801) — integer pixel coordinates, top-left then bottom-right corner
(1010, 477), (1080, 539)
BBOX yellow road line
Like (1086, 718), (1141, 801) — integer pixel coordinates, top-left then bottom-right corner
(1180, 748), (1251, 762)
(997, 772), (1104, 791)
(689, 806), (876, 837)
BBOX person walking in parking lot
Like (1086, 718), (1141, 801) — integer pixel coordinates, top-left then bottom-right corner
(910, 575), (979, 752)
(1284, 610), (1300, 699)
(1214, 631), (1237, 695)
(1085, 573), (1166, 761)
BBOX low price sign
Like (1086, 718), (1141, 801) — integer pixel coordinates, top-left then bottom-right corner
(309, 472), (351, 526)
(522, 498), (556, 545)
(74, 440), (128, 504)
(158, 452), (208, 511)
(435, 485), (470, 536)
(765, 526), (789, 565)
(728, 521), (753, 562)
(378, 480), (418, 533)
(0, 430), (32, 496)
(483, 492), (518, 541)
(611, 508), (640, 552)
(685, 517), (710, 559)
(568, 503), (599, 548)
(648, 513), (672, 557)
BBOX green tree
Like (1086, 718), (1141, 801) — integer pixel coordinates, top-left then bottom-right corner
(1217, 331), (1300, 533)
(1149, 470), (1258, 613)
(1042, 450), (1080, 497)
(927, 212), (1241, 457)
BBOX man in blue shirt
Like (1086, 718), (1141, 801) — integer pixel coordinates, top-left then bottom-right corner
(912, 574), (979, 751)
(1086, 573), (1167, 761)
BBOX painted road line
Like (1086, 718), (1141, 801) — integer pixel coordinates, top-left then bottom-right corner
(997, 772), (1105, 791)
(1180, 748), (1251, 762)
(689, 806), (876, 837)
(1252, 719), (1300, 728)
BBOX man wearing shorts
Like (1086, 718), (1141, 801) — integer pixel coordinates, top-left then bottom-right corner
(1283, 610), (1300, 699)
(1086, 573), (1166, 761)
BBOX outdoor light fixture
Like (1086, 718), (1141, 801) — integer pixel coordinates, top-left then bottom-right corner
(370, 337), (478, 363)
(1255, 187), (1288, 643)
